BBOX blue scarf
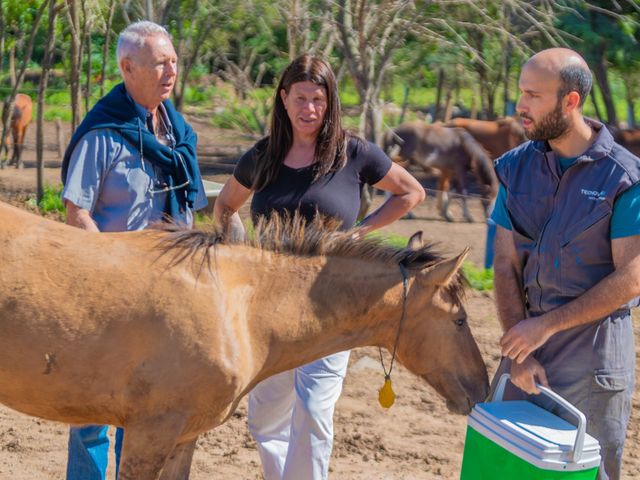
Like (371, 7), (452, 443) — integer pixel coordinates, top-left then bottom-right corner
(61, 83), (202, 218)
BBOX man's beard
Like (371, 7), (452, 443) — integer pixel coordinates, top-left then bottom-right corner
(521, 101), (570, 141)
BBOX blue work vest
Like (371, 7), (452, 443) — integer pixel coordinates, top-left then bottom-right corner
(496, 119), (640, 378)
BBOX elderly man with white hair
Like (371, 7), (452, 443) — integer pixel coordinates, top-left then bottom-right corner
(61, 20), (206, 480)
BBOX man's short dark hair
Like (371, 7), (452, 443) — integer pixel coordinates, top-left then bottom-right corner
(558, 64), (592, 108)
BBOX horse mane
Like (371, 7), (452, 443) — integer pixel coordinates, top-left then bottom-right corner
(455, 129), (498, 193)
(155, 213), (466, 302)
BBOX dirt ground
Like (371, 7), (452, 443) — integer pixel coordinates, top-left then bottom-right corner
(0, 120), (639, 479)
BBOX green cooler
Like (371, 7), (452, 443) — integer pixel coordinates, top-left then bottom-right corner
(460, 374), (600, 480)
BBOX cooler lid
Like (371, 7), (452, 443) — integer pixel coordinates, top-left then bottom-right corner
(469, 400), (601, 471)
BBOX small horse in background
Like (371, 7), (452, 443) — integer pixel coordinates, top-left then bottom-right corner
(1, 93), (33, 168)
(445, 117), (526, 159)
(0, 202), (488, 479)
(383, 122), (498, 222)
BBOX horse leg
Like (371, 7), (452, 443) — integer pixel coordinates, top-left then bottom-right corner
(0, 131), (8, 169)
(158, 437), (197, 480)
(437, 175), (454, 222)
(456, 170), (474, 223)
(12, 125), (25, 169)
(9, 127), (18, 167)
(461, 195), (474, 223)
(117, 414), (186, 480)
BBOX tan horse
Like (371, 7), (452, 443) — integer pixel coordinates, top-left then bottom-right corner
(0, 202), (488, 479)
(1, 93), (33, 168)
(383, 121), (498, 222)
(445, 117), (526, 159)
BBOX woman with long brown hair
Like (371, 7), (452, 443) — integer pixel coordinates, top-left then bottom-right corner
(214, 54), (424, 480)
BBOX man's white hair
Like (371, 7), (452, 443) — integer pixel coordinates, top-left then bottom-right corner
(116, 20), (171, 66)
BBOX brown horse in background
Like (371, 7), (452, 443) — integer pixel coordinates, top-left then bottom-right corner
(0, 202), (488, 479)
(445, 117), (526, 159)
(383, 122), (498, 222)
(614, 128), (640, 157)
(1, 93), (33, 168)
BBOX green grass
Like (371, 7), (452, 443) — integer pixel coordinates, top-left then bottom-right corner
(366, 230), (409, 249)
(369, 230), (494, 291)
(461, 263), (494, 291)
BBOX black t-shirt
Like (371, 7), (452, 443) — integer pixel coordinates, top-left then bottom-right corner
(233, 137), (392, 229)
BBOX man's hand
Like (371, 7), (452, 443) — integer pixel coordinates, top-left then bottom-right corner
(500, 315), (555, 364)
(510, 356), (549, 395)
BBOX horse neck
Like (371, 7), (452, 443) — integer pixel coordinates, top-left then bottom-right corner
(226, 249), (403, 382)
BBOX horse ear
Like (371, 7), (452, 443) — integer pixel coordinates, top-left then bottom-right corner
(407, 231), (423, 251)
(418, 247), (469, 286)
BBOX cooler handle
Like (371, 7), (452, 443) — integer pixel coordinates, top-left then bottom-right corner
(492, 373), (586, 463)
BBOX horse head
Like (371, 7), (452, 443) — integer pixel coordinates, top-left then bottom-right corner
(394, 232), (489, 414)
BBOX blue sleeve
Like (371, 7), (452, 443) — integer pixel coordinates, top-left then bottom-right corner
(193, 179), (209, 211)
(61, 129), (116, 213)
(490, 184), (512, 230)
(611, 182), (640, 239)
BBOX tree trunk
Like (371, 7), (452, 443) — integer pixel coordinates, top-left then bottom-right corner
(66, 0), (82, 133)
(0, 0), (5, 75)
(100, 0), (116, 97)
(591, 52), (617, 127)
(9, 43), (16, 87)
(443, 87), (454, 122)
(80, 1), (91, 115)
(287, 0), (301, 60)
(626, 87), (636, 129)
(398, 84), (410, 125)
(84, 28), (92, 113)
(503, 41), (512, 116)
(38, 0), (61, 203)
(145, 0), (154, 21)
(434, 68), (444, 122)
(590, 90), (603, 123)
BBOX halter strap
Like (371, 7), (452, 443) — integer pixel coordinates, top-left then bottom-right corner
(379, 262), (409, 379)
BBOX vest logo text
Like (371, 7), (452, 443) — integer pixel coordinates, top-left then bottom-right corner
(580, 189), (606, 200)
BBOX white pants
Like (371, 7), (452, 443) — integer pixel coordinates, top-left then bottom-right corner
(248, 350), (351, 480)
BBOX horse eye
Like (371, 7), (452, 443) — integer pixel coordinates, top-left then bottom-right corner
(455, 318), (465, 327)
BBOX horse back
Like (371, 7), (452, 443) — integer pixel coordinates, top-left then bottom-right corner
(447, 117), (524, 159)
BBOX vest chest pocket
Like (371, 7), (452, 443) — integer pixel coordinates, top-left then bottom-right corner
(559, 202), (612, 297)
(560, 201), (611, 247)
(506, 191), (548, 240)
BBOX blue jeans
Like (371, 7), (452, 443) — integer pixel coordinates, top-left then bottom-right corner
(67, 425), (124, 480)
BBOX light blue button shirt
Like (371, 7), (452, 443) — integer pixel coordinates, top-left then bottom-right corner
(62, 102), (207, 232)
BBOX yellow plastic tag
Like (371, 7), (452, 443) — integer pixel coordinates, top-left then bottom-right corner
(378, 377), (395, 408)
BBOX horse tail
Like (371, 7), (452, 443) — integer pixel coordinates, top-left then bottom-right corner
(456, 128), (498, 197)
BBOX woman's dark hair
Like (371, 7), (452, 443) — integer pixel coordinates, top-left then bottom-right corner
(251, 54), (347, 191)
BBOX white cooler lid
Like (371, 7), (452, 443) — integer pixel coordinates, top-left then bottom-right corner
(469, 401), (601, 472)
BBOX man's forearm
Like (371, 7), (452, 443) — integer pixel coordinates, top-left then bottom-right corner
(493, 227), (527, 332)
(501, 235), (640, 363)
(65, 203), (99, 232)
(494, 258), (527, 332)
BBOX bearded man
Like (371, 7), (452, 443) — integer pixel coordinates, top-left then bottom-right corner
(490, 48), (640, 480)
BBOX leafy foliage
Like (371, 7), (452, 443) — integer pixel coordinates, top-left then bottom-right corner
(37, 184), (65, 215)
